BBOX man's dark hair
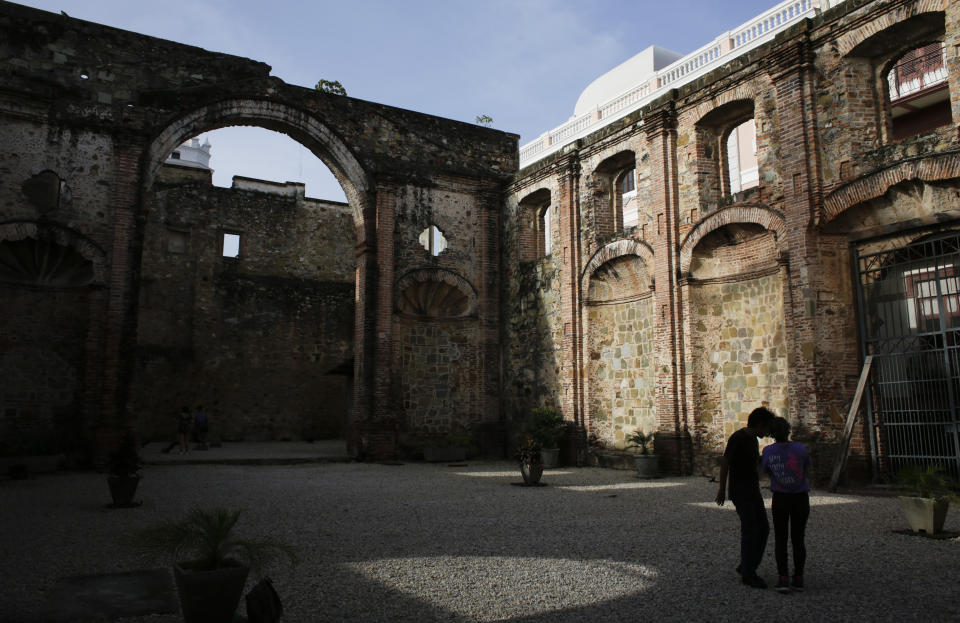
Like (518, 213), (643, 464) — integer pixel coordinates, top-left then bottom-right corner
(771, 416), (791, 443)
(747, 406), (775, 429)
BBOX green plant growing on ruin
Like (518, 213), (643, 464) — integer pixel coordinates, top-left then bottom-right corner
(315, 79), (347, 96)
(475, 114), (493, 126)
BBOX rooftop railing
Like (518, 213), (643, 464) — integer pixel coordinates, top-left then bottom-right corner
(519, 0), (831, 168)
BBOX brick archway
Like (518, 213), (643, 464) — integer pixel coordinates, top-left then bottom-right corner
(580, 238), (655, 299)
(143, 98), (374, 237)
(679, 205), (785, 275)
(823, 152), (960, 224)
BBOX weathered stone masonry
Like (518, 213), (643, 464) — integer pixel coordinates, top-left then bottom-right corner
(2, 0), (959, 480)
(506, 0), (960, 479)
(0, 2), (515, 461)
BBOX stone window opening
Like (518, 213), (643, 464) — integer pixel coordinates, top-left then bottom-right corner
(221, 232), (242, 258)
(593, 151), (637, 239)
(418, 225), (448, 257)
(617, 168), (639, 231)
(885, 41), (951, 141)
(517, 188), (551, 263)
(540, 204), (552, 257)
(724, 119), (758, 194)
(695, 100), (756, 209)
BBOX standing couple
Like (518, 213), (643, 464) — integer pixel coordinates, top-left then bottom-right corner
(716, 407), (811, 593)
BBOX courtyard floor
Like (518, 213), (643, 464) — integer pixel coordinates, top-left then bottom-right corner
(1, 452), (958, 622)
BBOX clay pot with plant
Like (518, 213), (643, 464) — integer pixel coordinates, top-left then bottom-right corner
(895, 465), (960, 534)
(625, 430), (659, 479)
(131, 507), (297, 623)
(529, 406), (565, 468)
(515, 436), (545, 486)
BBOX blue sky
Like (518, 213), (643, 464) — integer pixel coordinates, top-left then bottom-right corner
(18, 0), (779, 201)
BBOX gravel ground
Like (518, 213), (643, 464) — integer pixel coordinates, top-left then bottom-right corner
(1, 461), (958, 622)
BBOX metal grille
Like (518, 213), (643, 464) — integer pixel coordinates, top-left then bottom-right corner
(855, 233), (960, 479)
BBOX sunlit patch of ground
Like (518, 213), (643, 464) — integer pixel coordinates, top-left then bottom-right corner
(690, 494), (862, 509)
(344, 556), (657, 621)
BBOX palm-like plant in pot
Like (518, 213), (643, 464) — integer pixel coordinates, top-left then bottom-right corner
(625, 430), (658, 479)
(132, 507), (296, 623)
(895, 465), (960, 534)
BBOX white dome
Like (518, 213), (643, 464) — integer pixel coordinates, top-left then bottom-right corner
(574, 45), (682, 118)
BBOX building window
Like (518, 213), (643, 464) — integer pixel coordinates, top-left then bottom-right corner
(170, 151), (181, 160)
(541, 205), (552, 256)
(726, 118), (758, 194)
(886, 42), (951, 140)
(418, 225), (447, 256)
(517, 189), (551, 263)
(619, 168), (638, 230)
(904, 265), (960, 332)
(222, 232), (241, 258)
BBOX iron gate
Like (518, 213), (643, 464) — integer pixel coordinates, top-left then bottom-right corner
(855, 232), (960, 479)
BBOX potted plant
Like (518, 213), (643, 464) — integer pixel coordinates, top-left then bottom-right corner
(530, 406), (565, 468)
(515, 436), (544, 486)
(625, 429), (658, 479)
(131, 507), (297, 623)
(895, 465), (959, 534)
(107, 432), (142, 508)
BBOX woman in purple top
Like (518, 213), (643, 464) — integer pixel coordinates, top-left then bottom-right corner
(761, 416), (810, 593)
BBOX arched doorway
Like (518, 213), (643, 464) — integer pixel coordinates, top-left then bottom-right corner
(130, 101), (373, 446)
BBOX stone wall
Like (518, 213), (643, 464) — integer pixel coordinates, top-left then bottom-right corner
(130, 164), (355, 442)
(506, 0), (960, 479)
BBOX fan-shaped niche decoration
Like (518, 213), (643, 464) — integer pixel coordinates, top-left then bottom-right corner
(395, 269), (477, 318)
(0, 222), (105, 287)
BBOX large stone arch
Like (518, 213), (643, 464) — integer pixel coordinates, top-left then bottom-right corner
(143, 98), (374, 237)
(680, 205), (785, 275)
(580, 239), (656, 448)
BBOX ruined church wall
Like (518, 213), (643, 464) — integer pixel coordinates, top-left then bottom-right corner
(130, 165), (355, 442)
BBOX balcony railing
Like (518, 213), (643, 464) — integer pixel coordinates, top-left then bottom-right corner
(888, 43), (947, 101)
(519, 0), (830, 168)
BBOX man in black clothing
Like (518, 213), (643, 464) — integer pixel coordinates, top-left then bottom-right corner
(715, 406), (775, 588)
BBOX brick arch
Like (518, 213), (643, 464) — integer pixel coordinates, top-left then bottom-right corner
(143, 98), (373, 236)
(580, 238), (654, 299)
(836, 1), (946, 58)
(822, 151), (960, 224)
(0, 221), (107, 286)
(688, 77), (772, 122)
(680, 205), (785, 275)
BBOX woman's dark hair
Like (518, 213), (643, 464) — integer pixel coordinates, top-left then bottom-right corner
(771, 416), (791, 443)
(747, 406), (775, 429)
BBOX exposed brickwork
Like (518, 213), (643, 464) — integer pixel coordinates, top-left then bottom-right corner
(0, 4), (516, 461)
(507, 0), (960, 481)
